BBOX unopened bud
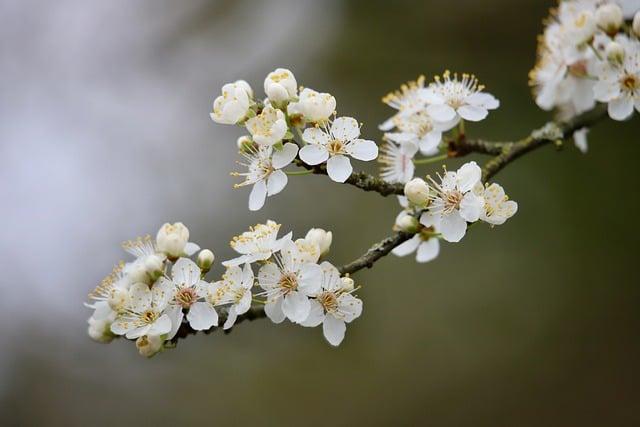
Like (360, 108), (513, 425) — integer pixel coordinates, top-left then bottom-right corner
(633, 12), (640, 37)
(197, 249), (215, 271)
(595, 4), (623, 34)
(304, 228), (332, 256)
(606, 41), (625, 64)
(237, 135), (254, 152)
(87, 317), (114, 343)
(144, 254), (165, 279)
(156, 222), (190, 258)
(404, 178), (430, 206)
(136, 335), (164, 358)
(395, 212), (419, 233)
(340, 276), (355, 292)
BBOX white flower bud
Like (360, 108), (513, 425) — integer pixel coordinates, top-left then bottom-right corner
(633, 11), (640, 37)
(237, 135), (253, 151)
(340, 276), (355, 292)
(197, 249), (215, 270)
(87, 317), (114, 343)
(264, 68), (297, 103)
(394, 212), (419, 233)
(304, 228), (332, 256)
(144, 254), (165, 276)
(404, 178), (430, 206)
(124, 260), (150, 284)
(287, 88), (336, 123)
(210, 80), (253, 125)
(245, 105), (288, 146)
(595, 4), (623, 34)
(135, 335), (164, 358)
(606, 41), (625, 64)
(156, 222), (190, 257)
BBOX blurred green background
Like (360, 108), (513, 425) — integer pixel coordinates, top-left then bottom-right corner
(2, 0), (639, 425)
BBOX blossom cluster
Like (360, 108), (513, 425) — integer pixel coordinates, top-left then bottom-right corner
(377, 72), (499, 184)
(211, 68), (378, 210)
(85, 221), (362, 357)
(392, 161), (518, 263)
(530, 0), (640, 151)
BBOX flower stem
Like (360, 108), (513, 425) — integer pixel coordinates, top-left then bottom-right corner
(413, 154), (449, 165)
(285, 169), (313, 176)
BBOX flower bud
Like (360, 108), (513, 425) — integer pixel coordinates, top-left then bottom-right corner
(156, 222), (190, 258)
(210, 80), (253, 125)
(304, 228), (332, 256)
(394, 211), (419, 233)
(264, 68), (297, 103)
(237, 135), (254, 152)
(633, 11), (640, 37)
(404, 178), (430, 206)
(606, 41), (625, 64)
(287, 88), (336, 123)
(124, 261), (151, 284)
(197, 249), (215, 271)
(136, 335), (164, 358)
(234, 80), (253, 99)
(595, 4), (623, 34)
(144, 254), (165, 280)
(340, 276), (355, 292)
(87, 317), (114, 343)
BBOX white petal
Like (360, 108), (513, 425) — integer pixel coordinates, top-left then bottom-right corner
(378, 117), (396, 131)
(223, 307), (238, 330)
(593, 80), (620, 102)
(266, 169), (288, 196)
(456, 161), (481, 192)
(416, 239), (440, 263)
(439, 212), (467, 243)
(282, 291), (311, 323)
(248, 180), (267, 211)
(346, 139), (378, 161)
(457, 105), (488, 122)
(272, 143), (299, 169)
(186, 302), (218, 330)
(391, 235), (421, 257)
(573, 128), (589, 154)
(299, 144), (329, 165)
(148, 314), (172, 336)
(152, 276), (176, 309)
(258, 262), (281, 289)
(459, 192), (483, 222)
(264, 297), (286, 324)
(128, 283), (152, 313)
(331, 116), (360, 141)
(608, 96), (634, 121)
(337, 293), (363, 323)
(171, 258), (201, 288)
(323, 315), (346, 346)
(300, 300), (325, 327)
(302, 127), (330, 145)
(297, 263), (323, 295)
(184, 242), (200, 256)
(427, 104), (457, 122)
(165, 305), (183, 340)
(419, 211), (441, 228)
(326, 155), (352, 183)
(418, 131), (441, 155)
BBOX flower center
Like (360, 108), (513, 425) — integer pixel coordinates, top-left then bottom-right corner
(141, 310), (158, 324)
(328, 139), (345, 155)
(443, 190), (463, 213)
(621, 74), (639, 92)
(278, 273), (298, 294)
(318, 291), (338, 313)
(176, 287), (198, 308)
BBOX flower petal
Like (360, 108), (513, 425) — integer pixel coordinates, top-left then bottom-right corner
(187, 302), (218, 330)
(299, 144), (329, 165)
(331, 116), (360, 141)
(171, 258), (201, 288)
(248, 180), (267, 211)
(416, 239), (440, 263)
(459, 192), (484, 222)
(282, 291), (311, 323)
(326, 155), (352, 183)
(391, 235), (421, 257)
(457, 105), (488, 122)
(456, 161), (481, 192)
(346, 139), (378, 161)
(439, 212), (467, 243)
(302, 127), (330, 145)
(323, 315), (346, 346)
(608, 96), (634, 121)
(427, 104), (457, 122)
(272, 143), (299, 169)
(264, 297), (286, 324)
(297, 263), (323, 295)
(148, 314), (172, 336)
(300, 300), (325, 327)
(266, 169), (288, 196)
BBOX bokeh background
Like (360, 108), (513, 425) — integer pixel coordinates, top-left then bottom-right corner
(2, 0), (640, 425)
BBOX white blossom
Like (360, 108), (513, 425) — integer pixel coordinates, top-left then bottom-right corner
(384, 111), (455, 156)
(210, 80), (253, 125)
(87, 310), (116, 343)
(473, 182), (518, 226)
(594, 35), (640, 120)
(379, 75), (429, 130)
(135, 334), (164, 358)
(121, 235), (166, 284)
(304, 228), (333, 257)
(287, 88), (336, 123)
(300, 262), (362, 346)
(299, 116), (378, 183)
(420, 161), (484, 243)
(87, 262), (131, 314)
(245, 105), (288, 147)
(264, 68), (298, 103)
(223, 220), (292, 267)
(392, 230), (440, 264)
(423, 71), (499, 124)
(404, 177), (430, 206)
(209, 263), (254, 330)
(257, 239), (322, 324)
(110, 280), (175, 339)
(156, 222), (199, 258)
(378, 140), (416, 184)
(595, 3), (623, 34)
(232, 143), (299, 211)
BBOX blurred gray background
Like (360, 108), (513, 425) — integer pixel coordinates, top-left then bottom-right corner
(1, 0), (639, 425)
